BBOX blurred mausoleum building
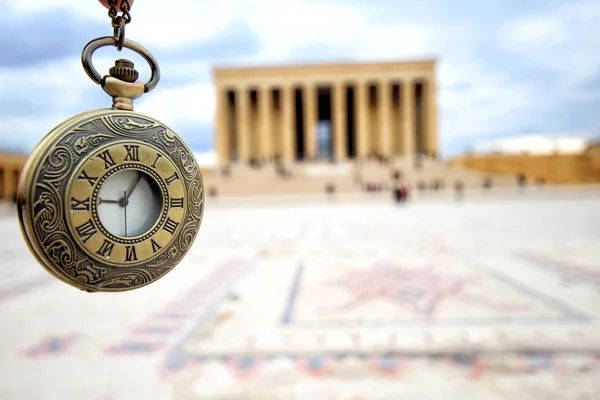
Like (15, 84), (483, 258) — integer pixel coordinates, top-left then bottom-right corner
(212, 59), (438, 164)
(2, 59), (600, 201)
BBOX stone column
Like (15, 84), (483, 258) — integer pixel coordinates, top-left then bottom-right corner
(355, 81), (369, 158)
(425, 76), (438, 157)
(281, 85), (295, 162)
(401, 80), (415, 156)
(333, 83), (347, 161)
(378, 80), (392, 158)
(236, 86), (251, 162)
(303, 84), (317, 160)
(215, 87), (229, 165)
(258, 86), (273, 161)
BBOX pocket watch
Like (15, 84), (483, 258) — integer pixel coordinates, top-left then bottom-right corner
(16, 1), (204, 292)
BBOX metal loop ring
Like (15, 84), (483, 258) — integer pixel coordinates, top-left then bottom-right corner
(81, 36), (160, 93)
(113, 16), (125, 51)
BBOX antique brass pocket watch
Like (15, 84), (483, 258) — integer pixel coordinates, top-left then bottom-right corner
(17, 1), (204, 292)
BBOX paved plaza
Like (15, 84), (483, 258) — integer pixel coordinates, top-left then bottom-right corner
(1, 188), (600, 399)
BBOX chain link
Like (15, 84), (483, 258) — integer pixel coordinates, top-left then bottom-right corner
(107, 0), (132, 51)
(108, 0), (132, 27)
(120, 0), (132, 25)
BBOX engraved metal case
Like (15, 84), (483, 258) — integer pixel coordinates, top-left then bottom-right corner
(17, 110), (204, 292)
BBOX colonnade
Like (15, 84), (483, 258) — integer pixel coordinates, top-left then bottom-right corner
(214, 62), (438, 165)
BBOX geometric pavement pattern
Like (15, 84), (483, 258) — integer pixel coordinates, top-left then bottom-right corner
(1, 190), (600, 399)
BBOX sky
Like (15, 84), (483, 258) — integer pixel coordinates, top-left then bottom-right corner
(0, 0), (598, 158)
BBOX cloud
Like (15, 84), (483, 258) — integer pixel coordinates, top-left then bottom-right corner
(0, 7), (263, 153)
(153, 22), (262, 63)
(498, 14), (569, 50)
(193, 150), (217, 167)
(136, 81), (216, 128)
(0, 8), (106, 67)
(0, 114), (76, 154)
(435, 0), (600, 154)
(0, 58), (107, 115)
(1, 0), (599, 159)
(281, 42), (359, 64)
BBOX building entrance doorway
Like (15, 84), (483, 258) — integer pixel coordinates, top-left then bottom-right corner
(317, 87), (333, 160)
(317, 121), (332, 159)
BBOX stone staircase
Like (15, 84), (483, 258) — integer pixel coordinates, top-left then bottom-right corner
(361, 157), (516, 189)
(201, 156), (517, 197)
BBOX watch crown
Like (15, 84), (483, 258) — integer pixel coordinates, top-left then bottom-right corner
(109, 59), (139, 83)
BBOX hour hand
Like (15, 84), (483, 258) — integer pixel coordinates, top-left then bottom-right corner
(123, 190), (128, 237)
(98, 198), (119, 205)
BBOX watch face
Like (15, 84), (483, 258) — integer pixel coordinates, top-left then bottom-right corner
(17, 110), (204, 292)
(67, 141), (186, 266)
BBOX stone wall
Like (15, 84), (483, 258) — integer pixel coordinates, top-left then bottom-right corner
(0, 152), (28, 202)
(451, 143), (600, 185)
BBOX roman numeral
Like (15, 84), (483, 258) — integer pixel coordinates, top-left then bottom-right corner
(96, 239), (114, 257)
(125, 245), (138, 262)
(75, 219), (97, 243)
(163, 217), (179, 235)
(151, 239), (162, 253)
(77, 170), (98, 187)
(170, 197), (184, 208)
(97, 149), (116, 169)
(165, 172), (179, 186)
(70, 197), (90, 211)
(124, 145), (140, 162)
(151, 153), (162, 168)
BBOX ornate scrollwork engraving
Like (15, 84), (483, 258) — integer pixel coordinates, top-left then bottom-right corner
(177, 220), (197, 252)
(150, 127), (177, 152)
(177, 146), (198, 181)
(33, 186), (62, 242)
(43, 146), (73, 181)
(74, 258), (109, 283)
(96, 267), (168, 289)
(147, 245), (178, 267)
(188, 179), (203, 220)
(42, 232), (76, 269)
(103, 115), (159, 136)
(71, 134), (112, 155)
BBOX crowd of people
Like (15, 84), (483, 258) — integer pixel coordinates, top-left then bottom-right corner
(209, 159), (542, 201)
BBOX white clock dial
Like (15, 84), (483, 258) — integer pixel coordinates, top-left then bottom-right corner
(97, 170), (163, 237)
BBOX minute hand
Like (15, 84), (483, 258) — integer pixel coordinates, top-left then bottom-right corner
(125, 173), (143, 200)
